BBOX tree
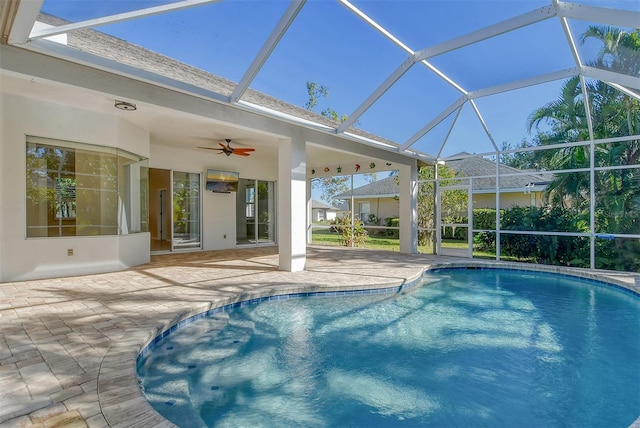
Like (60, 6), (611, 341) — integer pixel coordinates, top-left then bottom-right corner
(524, 26), (640, 269)
(304, 81), (347, 123)
(526, 75), (593, 210)
(499, 140), (537, 170)
(305, 81), (368, 202)
(527, 27), (640, 213)
(580, 26), (640, 77)
(416, 164), (467, 246)
(311, 176), (350, 203)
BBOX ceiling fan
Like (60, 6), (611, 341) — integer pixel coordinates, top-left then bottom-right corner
(199, 139), (255, 157)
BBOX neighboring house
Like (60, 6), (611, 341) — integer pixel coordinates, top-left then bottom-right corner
(336, 154), (552, 221)
(446, 153), (552, 209)
(334, 177), (401, 223)
(311, 200), (347, 222)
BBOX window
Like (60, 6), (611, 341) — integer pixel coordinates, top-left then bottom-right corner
(245, 185), (255, 218)
(26, 136), (148, 237)
(359, 201), (371, 222)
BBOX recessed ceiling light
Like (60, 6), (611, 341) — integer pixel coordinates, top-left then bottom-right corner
(114, 100), (137, 111)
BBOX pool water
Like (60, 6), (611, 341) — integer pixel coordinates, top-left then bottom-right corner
(137, 269), (640, 427)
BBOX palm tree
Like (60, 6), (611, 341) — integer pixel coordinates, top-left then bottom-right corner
(581, 26), (639, 160)
(525, 26), (640, 269)
(581, 26), (640, 236)
(527, 76), (591, 208)
(580, 26), (640, 77)
(528, 26), (639, 199)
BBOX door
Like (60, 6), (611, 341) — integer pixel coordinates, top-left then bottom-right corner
(236, 178), (276, 245)
(149, 168), (171, 252)
(437, 182), (472, 258)
(149, 168), (201, 252)
(172, 171), (201, 250)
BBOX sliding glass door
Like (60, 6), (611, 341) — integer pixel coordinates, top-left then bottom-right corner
(172, 171), (201, 250)
(236, 179), (276, 245)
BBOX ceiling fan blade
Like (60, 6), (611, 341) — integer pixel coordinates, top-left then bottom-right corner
(233, 148), (255, 153)
(198, 146), (222, 151)
(233, 151), (251, 156)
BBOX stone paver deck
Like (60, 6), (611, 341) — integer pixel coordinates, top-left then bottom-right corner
(1, 246), (638, 427)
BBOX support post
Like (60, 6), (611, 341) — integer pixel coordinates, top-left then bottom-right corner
(399, 162), (418, 254)
(278, 136), (307, 271)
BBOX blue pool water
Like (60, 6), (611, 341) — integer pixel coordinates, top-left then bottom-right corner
(137, 269), (640, 427)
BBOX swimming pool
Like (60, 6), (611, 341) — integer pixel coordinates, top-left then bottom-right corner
(137, 268), (640, 427)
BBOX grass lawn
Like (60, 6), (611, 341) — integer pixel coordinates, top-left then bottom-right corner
(310, 228), (522, 261)
(311, 228), (439, 253)
(311, 228), (406, 251)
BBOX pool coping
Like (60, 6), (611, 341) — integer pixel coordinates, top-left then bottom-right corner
(97, 259), (640, 428)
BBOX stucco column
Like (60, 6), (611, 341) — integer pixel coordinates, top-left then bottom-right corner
(306, 174), (312, 244)
(278, 135), (306, 271)
(399, 161), (418, 254)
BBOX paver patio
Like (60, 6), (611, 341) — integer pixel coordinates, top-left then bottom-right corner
(1, 246), (638, 427)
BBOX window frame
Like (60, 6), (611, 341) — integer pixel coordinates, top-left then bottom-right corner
(25, 136), (148, 238)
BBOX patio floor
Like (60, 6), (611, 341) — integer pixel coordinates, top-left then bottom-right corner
(1, 246), (638, 427)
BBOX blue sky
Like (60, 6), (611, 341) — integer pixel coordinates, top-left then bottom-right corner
(41, 0), (637, 160)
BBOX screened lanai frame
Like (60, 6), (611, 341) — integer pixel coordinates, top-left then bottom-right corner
(416, 134), (640, 271)
(10, 1), (638, 156)
(5, 0), (639, 272)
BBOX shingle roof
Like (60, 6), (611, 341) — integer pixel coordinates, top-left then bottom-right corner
(446, 153), (552, 192)
(38, 14), (399, 149)
(312, 199), (340, 210)
(335, 155), (552, 198)
(335, 176), (399, 199)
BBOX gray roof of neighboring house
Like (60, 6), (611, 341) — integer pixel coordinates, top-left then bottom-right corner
(446, 153), (552, 193)
(38, 14), (398, 148)
(335, 155), (552, 198)
(311, 199), (349, 211)
(335, 176), (399, 199)
(311, 199), (337, 210)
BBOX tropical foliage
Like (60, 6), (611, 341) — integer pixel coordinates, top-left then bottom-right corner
(498, 26), (640, 270)
(416, 165), (467, 246)
(445, 26), (639, 271)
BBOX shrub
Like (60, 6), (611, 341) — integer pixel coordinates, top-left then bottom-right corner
(498, 205), (592, 266)
(595, 237), (640, 271)
(472, 208), (498, 252)
(385, 217), (399, 238)
(473, 208), (497, 230)
(442, 215), (467, 240)
(334, 212), (368, 247)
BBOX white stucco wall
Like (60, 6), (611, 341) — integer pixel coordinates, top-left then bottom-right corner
(149, 142), (278, 251)
(0, 92), (150, 282)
